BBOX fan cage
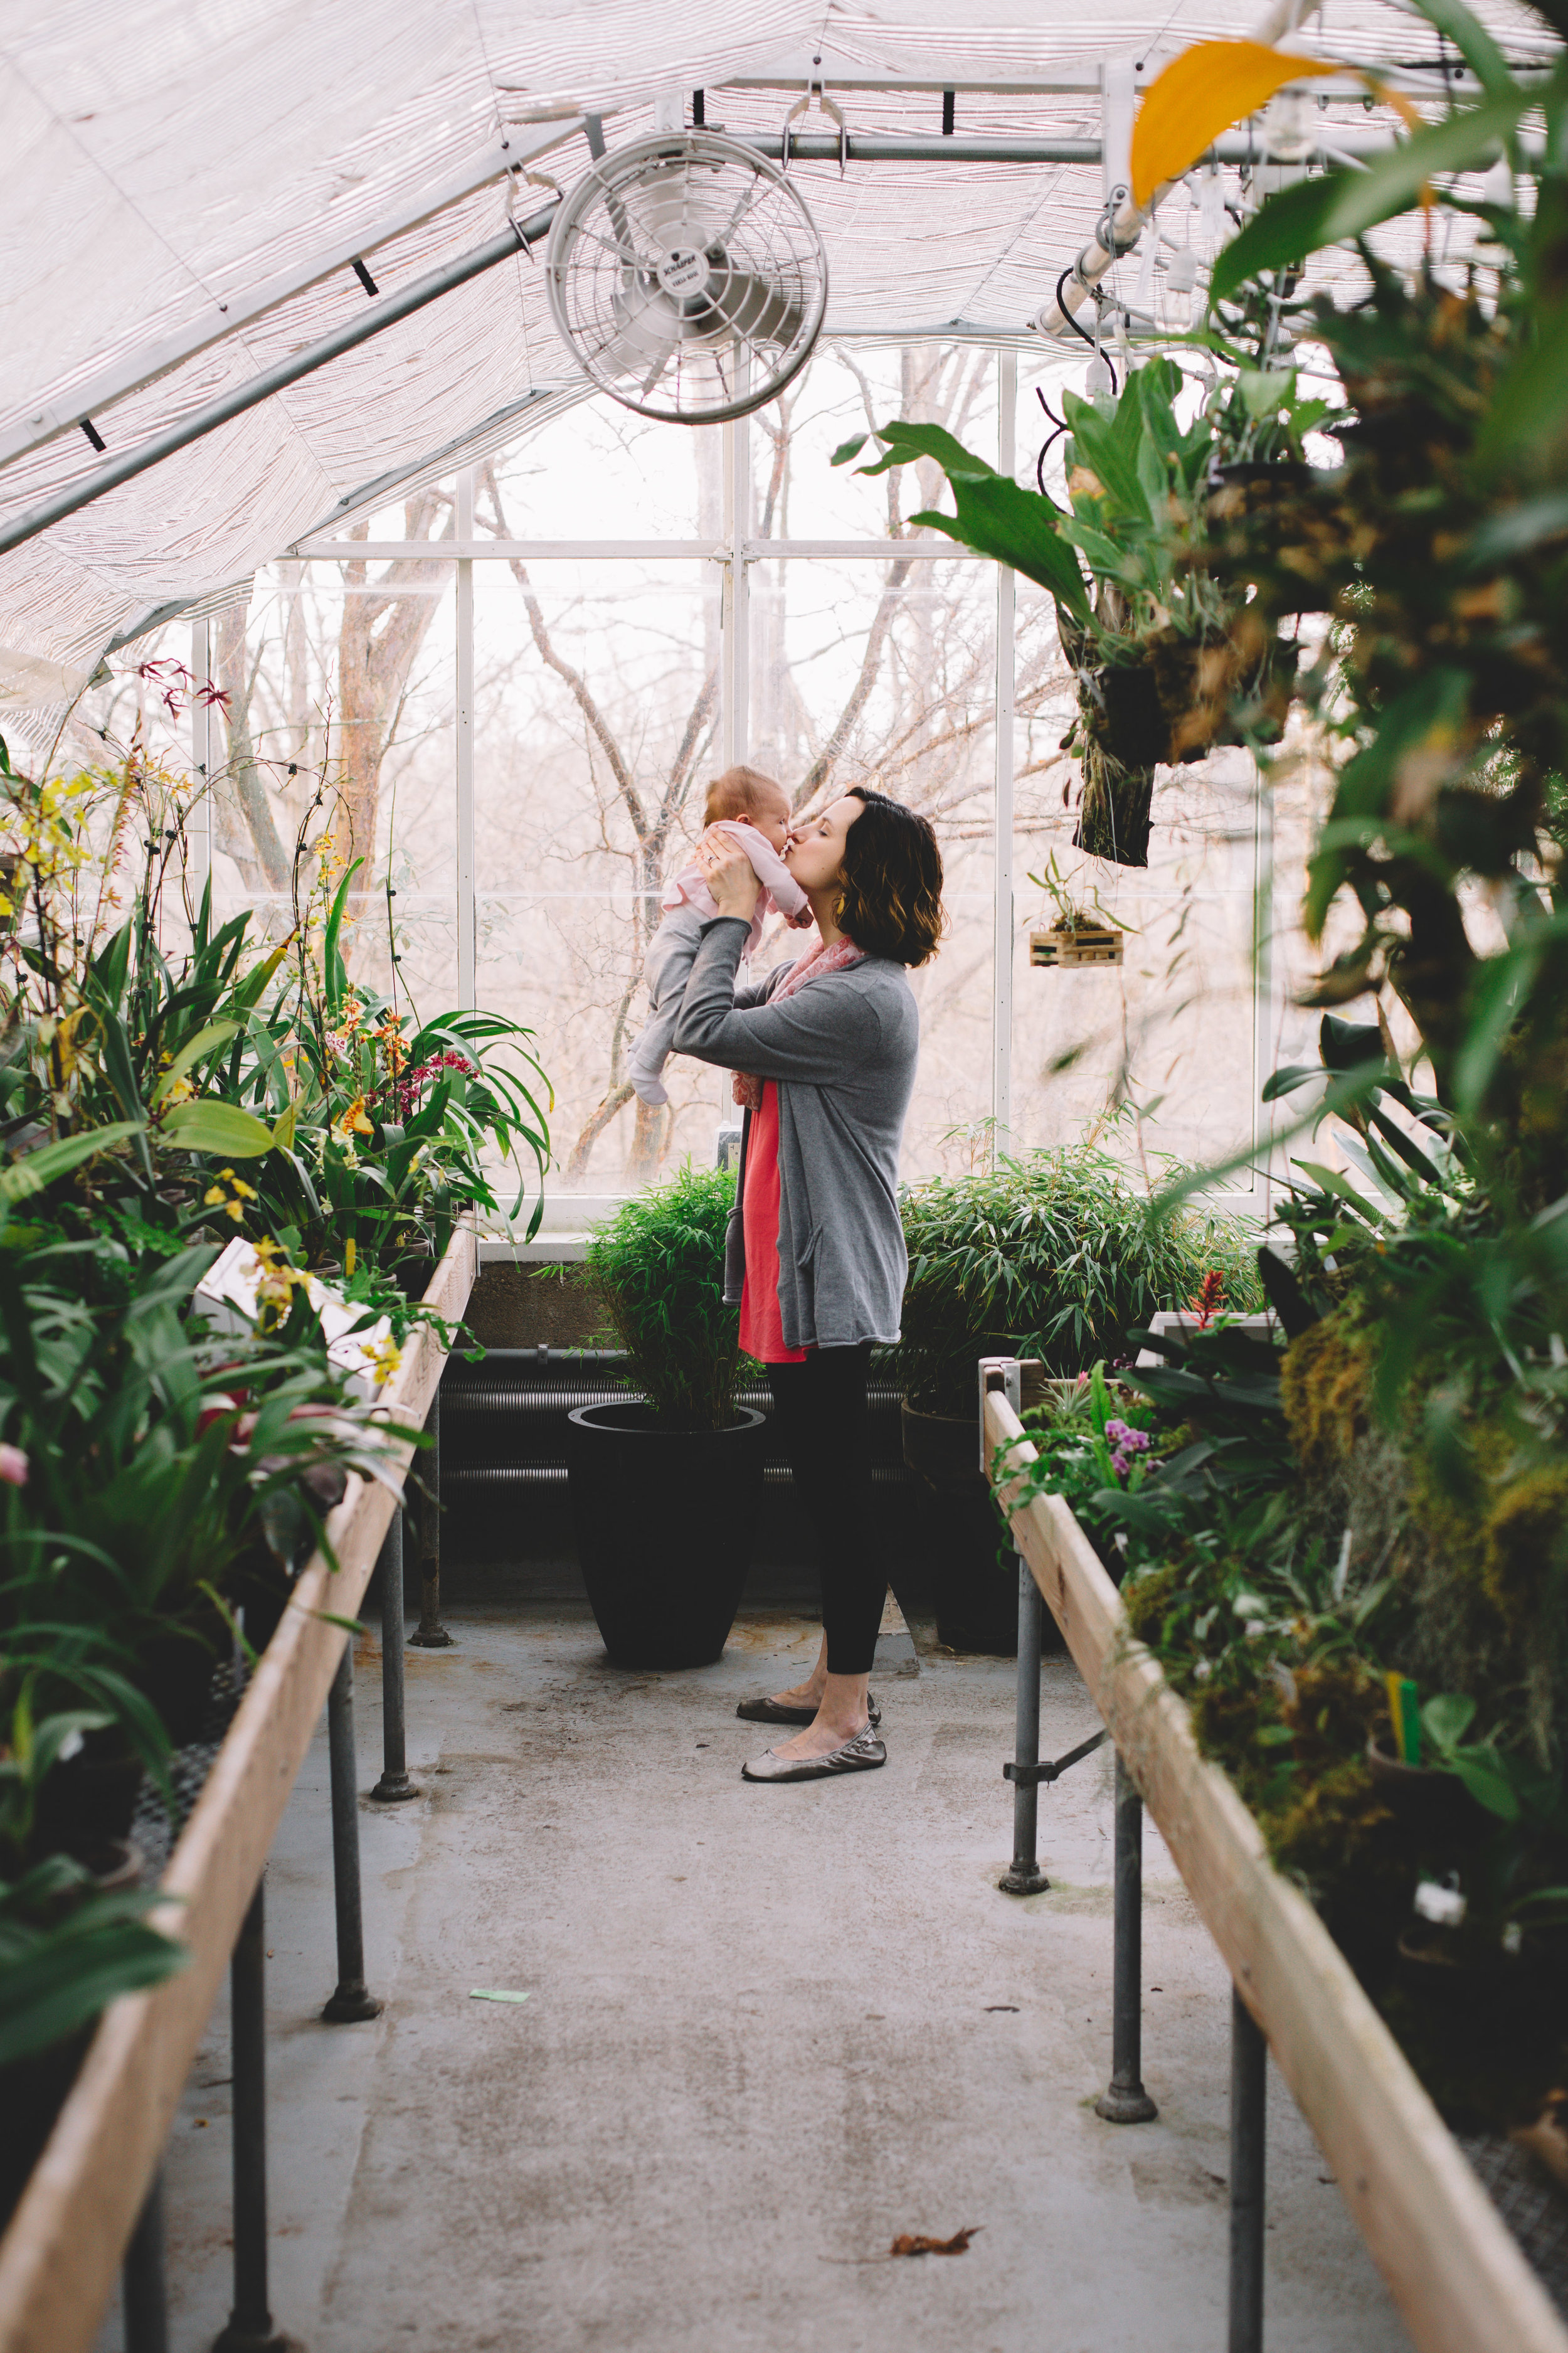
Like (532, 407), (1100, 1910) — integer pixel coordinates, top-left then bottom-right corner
(545, 131), (829, 425)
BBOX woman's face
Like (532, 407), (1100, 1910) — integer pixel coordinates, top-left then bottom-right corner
(784, 795), (862, 893)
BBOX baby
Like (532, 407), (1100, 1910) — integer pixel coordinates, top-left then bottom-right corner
(628, 763), (811, 1108)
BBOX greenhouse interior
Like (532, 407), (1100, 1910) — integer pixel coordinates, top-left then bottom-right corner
(6, 0), (1568, 2347)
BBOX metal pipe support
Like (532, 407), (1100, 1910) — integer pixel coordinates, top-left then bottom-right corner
(369, 1514), (418, 1802)
(322, 1643), (383, 2024)
(1094, 1750), (1158, 2123)
(409, 1391), (453, 1649)
(213, 1881), (302, 2352)
(998, 1555), (1050, 1893)
(1229, 1985), (1268, 2353)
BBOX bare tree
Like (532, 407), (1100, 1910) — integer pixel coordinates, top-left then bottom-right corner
(334, 492), (455, 899)
(215, 605), (290, 892)
(480, 462), (718, 1180)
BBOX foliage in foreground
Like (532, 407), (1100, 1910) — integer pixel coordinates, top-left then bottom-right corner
(1002, 1068), (1568, 2125)
(0, 699), (554, 2081)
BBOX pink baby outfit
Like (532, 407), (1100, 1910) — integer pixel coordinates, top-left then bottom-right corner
(628, 823), (811, 1107)
(661, 821), (809, 955)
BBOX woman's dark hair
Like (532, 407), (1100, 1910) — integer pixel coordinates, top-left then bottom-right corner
(836, 787), (945, 967)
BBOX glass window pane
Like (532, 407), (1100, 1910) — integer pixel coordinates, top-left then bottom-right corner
(751, 343), (998, 542)
(471, 557), (724, 1191)
(485, 404), (723, 542)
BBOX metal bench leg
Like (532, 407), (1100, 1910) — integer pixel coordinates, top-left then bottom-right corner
(999, 1556), (1050, 1893)
(1095, 1751), (1158, 2123)
(124, 2165), (168, 2353)
(322, 1644), (383, 2024)
(409, 1392), (453, 1649)
(1229, 1986), (1267, 2353)
(213, 1881), (302, 2352)
(370, 1512), (418, 1803)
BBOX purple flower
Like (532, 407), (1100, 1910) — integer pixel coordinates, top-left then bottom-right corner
(1104, 1419), (1150, 1454)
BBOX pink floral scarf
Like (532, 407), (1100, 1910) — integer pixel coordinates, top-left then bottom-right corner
(732, 935), (864, 1110)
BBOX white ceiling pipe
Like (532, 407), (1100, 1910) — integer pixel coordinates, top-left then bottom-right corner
(1034, 0), (1326, 341)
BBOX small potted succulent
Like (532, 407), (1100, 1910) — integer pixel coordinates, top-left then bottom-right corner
(570, 1164), (765, 1668)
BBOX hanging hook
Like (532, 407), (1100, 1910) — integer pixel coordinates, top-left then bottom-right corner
(506, 165), (561, 260)
(781, 57), (848, 176)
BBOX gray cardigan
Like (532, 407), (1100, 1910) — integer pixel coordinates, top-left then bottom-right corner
(671, 916), (919, 1350)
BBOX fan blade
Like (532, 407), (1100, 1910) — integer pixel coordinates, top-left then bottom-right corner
(693, 268), (805, 353)
(597, 278), (686, 392)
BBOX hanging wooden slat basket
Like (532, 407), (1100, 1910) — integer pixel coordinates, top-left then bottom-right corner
(1029, 925), (1125, 969)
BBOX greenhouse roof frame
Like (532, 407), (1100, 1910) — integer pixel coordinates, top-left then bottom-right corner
(0, 0), (1559, 745)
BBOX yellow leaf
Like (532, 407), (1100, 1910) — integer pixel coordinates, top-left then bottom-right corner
(272, 1100), (299, 1152)
(1130, 41), (1339, 210)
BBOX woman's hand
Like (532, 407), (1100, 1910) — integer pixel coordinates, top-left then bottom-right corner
(696, 828), (760, 925)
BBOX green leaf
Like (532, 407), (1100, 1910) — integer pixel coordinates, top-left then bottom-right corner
(151, 1020), (241, 1106)
(1237, 367), (1296, 419)
(159, 1101), (276, 1158)
(852, 419), (999, 482)
(1451, 1748), (1520, 1820)
(1451, 920), (1568, 1112)
(850, 418), (1091, 623)
(830, 432), (869, 466)
(1474, 290), (1568, 481)
(1061, 393), (1150, 522)
(1261, 1064), (1324, 1103)
(1, 1121), (147, 1203)
(908, 494), (1090, 620)
(322, 863), (363, 1012)
(1465, 490), (1568, 565)
(1421, 1692), (1477, 1753)
(1291, 1161), (1383, 1222)
(1210, 87), (1534, 302)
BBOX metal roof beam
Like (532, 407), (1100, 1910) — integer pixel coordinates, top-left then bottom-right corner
(0, 196), (563, 560)
(720, 53), (1143, 96)
(0, 117), (589, 475)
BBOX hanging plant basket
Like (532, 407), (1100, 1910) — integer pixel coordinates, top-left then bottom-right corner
(1029, 925), (1125, 970)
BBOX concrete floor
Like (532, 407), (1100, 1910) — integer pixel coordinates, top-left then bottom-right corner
(95, 1601), (1410, 2353)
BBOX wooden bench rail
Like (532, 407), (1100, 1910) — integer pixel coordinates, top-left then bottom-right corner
(0, 1230), (477, 2353)
(983, 1384), (1568, 2353)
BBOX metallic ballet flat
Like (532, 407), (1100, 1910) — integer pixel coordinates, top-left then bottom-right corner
(741, 1723), (887, 1783)
(735, 1693), (881, 1728)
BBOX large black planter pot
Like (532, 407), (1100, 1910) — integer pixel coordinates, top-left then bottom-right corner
(566, 1401), (765, 1667)
(901, 1401), (1018, 1657)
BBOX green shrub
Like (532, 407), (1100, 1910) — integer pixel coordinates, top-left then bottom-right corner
(585, 1164), (752, 1431)
(898, 1138), (1261, 1415)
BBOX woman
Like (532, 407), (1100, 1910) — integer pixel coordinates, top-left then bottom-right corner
(673, 787), (944, 1784)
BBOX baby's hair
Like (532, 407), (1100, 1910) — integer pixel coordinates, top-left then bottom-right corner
(703, 764), (787, 826)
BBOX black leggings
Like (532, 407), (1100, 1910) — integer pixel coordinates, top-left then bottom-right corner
(765, 1342), (886, 1676)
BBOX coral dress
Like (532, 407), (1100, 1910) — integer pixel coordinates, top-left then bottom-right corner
(738, 1081), (807, 1365)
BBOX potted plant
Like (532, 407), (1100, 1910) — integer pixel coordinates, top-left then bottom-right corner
(1027, 851), (1128, 969)
(569, 1164), (765, 1668)
(833, 330), (1315, 866)
(898, 1134), (1259, 1652)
